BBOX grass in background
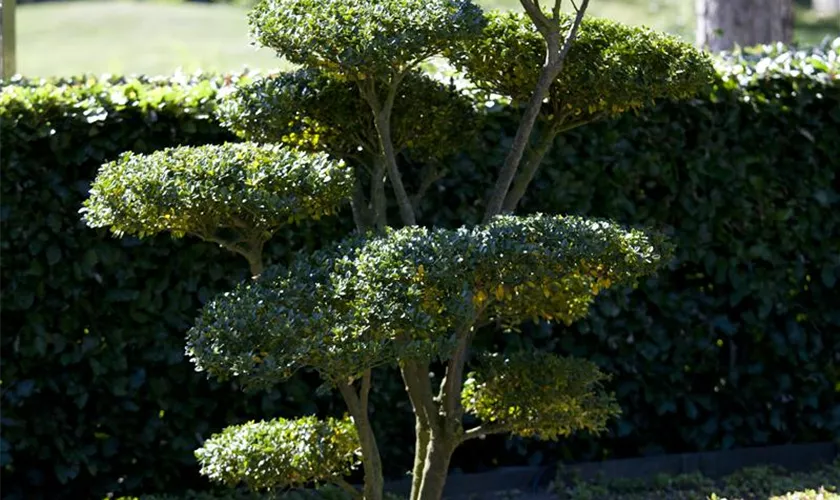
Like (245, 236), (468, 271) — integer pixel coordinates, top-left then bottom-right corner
(18, 0), (287, 77)
(17, 0), (840, 78)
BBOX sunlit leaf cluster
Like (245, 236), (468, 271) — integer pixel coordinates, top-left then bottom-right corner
(195, 415), (360, 491)
(462, 351), (621, 440)
(81, 142), (353, 243)
(217, 69), (477, 163)
(249, 0), (485, 81)
(447, 11), (714, 126)
(187, 214), (670, 390)
(350, 214), (670, 337)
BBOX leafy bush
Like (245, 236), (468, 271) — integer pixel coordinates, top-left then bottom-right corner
(85, 1), (699, 499)
(0, 74), (353, 500)
(196, 416), (360, 490)
(81, 142), (353, 273)
(2, 39), (838, 500)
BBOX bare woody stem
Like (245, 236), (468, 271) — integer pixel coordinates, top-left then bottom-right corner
(502, 114), (604, 213)
(438, 323), (476, 423)
(501, 122), (561, 213)
(460, 423), (512, 444)
(359, 75), (417, 227)
(399, 359), (439, 500)
(338, 373), (384, 500)
(199, 234), (265, 278)
(482, 0), (591, 223)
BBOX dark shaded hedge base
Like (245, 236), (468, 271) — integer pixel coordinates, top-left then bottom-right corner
(2, 43), (839, 499)
(113, 459), (840, 500)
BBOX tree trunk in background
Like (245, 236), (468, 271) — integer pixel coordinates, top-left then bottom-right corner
(696, 0), (794, 52)
(812, 0), (840, 14)
(1, 0), (16, 78)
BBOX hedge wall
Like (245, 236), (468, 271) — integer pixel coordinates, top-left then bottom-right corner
(2, 40), (839, 500)
(0, 73), (356, 500)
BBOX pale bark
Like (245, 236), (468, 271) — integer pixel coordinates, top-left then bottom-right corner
(696, 0), (794, 52)
(416, 434), (455, 500)
(339, 375), (384, 500)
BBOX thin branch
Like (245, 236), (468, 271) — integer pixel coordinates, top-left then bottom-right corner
(501, 110), (606, 213)
(358, 79), (417, 227)
(438, 304), (484, 422)
(501, 122), (561, 214)
(481, 0), (590, 223)
(481, 67), (557, 223)
(350, 130), (379, 157)
(384, 69), (410, 118)
(519, 0), (552, 37)
(552, 0), (562, 21)
(439, 326), (474, 420)
(460, 423), (512, 444)
(554, 0), (590, 70)
(399, 359), (439, 432)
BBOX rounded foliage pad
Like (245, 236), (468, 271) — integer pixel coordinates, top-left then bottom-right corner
(448, 11), (714, 124)
(81, 142), (353, 241)
(463, 351), (621, 440)
(187, 214), (670, 391)
(249, 0), (485, 80)
(195, 415), (360, 490)
(217, 69), (478, 163)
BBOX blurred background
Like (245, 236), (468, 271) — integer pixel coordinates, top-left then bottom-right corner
(6, 0), (840, 78)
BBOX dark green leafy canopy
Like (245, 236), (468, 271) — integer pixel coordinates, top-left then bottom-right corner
(448, 11), (714, 126)
(463, 351), (621, 440)
(187, 214), (670, 391)
(81, 142), (353, 242)
(217, 69), (478, 163)
(186, 235), (413, 391)
(195, 415), (360, 491)
(249, 0), (486, 80)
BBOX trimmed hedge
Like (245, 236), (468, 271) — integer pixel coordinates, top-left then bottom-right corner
(2, 39), (839, 499)
(0, 73), (355, 499)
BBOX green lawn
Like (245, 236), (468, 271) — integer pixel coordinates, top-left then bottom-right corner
(16, 0), (840, 78)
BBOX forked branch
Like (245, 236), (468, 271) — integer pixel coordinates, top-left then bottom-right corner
(482, 0), (591, 223)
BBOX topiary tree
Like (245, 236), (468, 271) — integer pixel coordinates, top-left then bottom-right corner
(82, 1), (713, 500)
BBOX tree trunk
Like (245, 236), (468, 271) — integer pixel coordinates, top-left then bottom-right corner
(416, 434), (455, 500)
(1, 0), (16, 78)
(696, 0), (794, 52)
(812, 0), (840, 15)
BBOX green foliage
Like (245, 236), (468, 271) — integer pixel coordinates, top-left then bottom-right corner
(3, 40), (839, 499)
(82, 142), (352, 242)
(447, 11), (714, 127)
(188, 214), (668, 391)
(186, 234), (399, 390)
(248, 0), (485, 81)
(470, 37), (840, 460)
(462, 351), (620, 440)
(217, 69), (478, 162)
(112, 483), (406, 500)
(346, 214), (669, 336)
(0, 74), (352, 500)
(560, 460), (840, 500)
(195, 416), (360, 491)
